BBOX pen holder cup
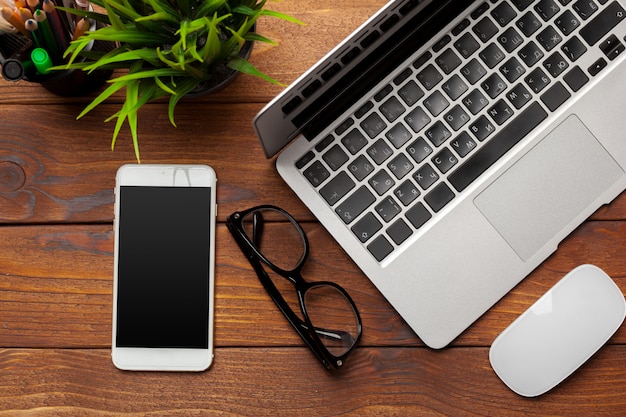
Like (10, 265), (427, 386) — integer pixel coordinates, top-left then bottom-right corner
(26, 35), (115, 97)
(37, 55), (113, 97)
(19, 17), (116, 97)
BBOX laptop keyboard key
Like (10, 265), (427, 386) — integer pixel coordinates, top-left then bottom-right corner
(367, 235), (394, 261)
(296, 151), (315, 169)
(398, 80), (425, 106)
(348, 155), (375, 181)
(405, 107), (431, 132)
(351, 212), (382, 243)
(516, 11), (543, 36)
(507, 83), (533, 109)
(394, 180), (421, 206)
(461, 58), (488, 84)
(425, 121), (452, 147)
(536, 25), (563, 51)
(555, 10), (581, 35)
(543, 52), (569, 77)
(579, 2), (626, 46)
(518, 41), (544, 66)
(414, 163), (439, 190)
(342, 129), (368, 154)
(406, 202), (432, 229)
(320, 171), (355, 206)
(469, 115), (496, 141)
(589, 57), (607, 76)
(367, 139), (394, 165)
(463, 89), (489, 114)
(541, 81), (571, 111)
(451, 132), (477, 157)
(480, 43), (506, 68)
(525, 67), (551, 93)
(336, 186), (376, 224)
(512, 0), (535, 11)
(388, 154), (414, 179)
(424, 183), (455, 212)
(376, 196), (402, 222)
(449, 102), (548, 192)
(303, 161), (330, 187)
(473, 17), (499, 42)
(561, 36), (587, 61)
(500, 57), (526, 82)
(386, 123), (413, 148)
(407, 137), (434, 163)
(444, 105), (470, 130)
(492, 2), (518, 26)
(563, 66), (589, 91)
(534, 0), (560, 21)
(380, 96), (406, 122)
(442, 75), (469, 100)
(481, 73), (507, 99)
(454, 32), (481, 58)
(573, 0), (598, 20)
(369, 170), (396, 195)
(436, 48), (462, 74)
(417, 64), (443, 90)
(424, 91), (450, 116)
(498, 27), (524, 52)
(600, 34), (626, 60)
(323, 145), (349, 170)
(387, 218), (413, 245)
(432, 148), (459, 174)
(361, 113), (387, 138)
(488, 100), (515, 125)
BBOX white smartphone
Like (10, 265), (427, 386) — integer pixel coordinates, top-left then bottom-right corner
(112, 164), (216, 371)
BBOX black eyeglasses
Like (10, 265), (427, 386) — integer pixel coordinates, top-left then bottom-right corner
(226, 205), (362, 370)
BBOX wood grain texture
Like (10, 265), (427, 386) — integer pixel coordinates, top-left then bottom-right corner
(0, 347), (625, 416)
(0, 0), (625, 414)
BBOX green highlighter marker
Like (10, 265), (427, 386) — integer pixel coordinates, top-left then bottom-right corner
(31, 48), (53, 75)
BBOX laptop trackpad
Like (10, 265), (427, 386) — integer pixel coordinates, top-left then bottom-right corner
(475, 115), (623, 261)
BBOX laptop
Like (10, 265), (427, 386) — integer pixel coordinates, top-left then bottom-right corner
(253, 0), (626, 348)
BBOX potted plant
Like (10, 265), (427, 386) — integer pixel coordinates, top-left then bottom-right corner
(60, 0), (302, 161)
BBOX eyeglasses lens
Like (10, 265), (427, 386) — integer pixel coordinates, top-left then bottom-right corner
(241, 209), (305, 271)
(304, 285), (360, 357)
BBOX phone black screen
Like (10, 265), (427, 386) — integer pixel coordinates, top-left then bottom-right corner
(116, 186), (211, 349)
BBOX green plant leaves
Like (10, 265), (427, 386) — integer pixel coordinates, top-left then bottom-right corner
(60, 0), (304, 161)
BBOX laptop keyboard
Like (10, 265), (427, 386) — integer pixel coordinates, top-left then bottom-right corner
(295, 0), (626, 262)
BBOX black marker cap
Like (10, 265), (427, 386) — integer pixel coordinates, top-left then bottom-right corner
(2, 59), (26, 81)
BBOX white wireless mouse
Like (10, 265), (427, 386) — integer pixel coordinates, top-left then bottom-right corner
(489, 264), (625, 397)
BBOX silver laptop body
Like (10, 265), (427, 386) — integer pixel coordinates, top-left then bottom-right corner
(253, 0), (626, 348)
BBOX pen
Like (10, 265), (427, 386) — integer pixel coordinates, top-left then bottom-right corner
(26, 0), (39, 12)
(24, 17), (42, 47)
(42, 0), (69, 49)
(71, 16), (86, 41)
(19, 6), (31, 21)
(30, 46), (51, 73)
(34, 8), (60, 60)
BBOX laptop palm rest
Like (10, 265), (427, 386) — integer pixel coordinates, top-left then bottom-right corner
(475, 115), (624, 261)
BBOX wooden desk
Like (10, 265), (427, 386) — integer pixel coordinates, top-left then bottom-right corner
(1, 0), (625, 414)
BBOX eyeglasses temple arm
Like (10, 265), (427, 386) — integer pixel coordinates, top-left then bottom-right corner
(304, 324), (356, 346)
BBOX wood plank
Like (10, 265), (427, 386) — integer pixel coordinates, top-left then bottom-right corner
(2, 102), (626, 224)
(0, 346), (624, 415)
(0, 102), (313, 223)
(0, 221), (624, 348)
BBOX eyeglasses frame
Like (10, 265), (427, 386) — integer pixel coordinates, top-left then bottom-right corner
(226, 205), (362, 370)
